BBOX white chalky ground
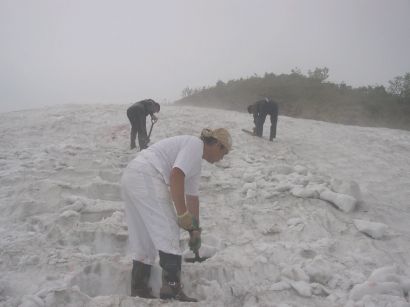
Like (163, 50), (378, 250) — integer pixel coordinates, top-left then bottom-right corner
(1, 105), (410, 307)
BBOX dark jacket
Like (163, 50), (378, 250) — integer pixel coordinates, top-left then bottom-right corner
(128, 99), (157, 117)
(252, 99), (278, 118)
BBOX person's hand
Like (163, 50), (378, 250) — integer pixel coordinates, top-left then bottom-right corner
(151, 115), (158, 123)
(189, 229), (201, 253)
(177, 211), (196, 231)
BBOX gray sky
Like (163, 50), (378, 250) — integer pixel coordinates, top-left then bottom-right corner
(1, 0), (410, 113)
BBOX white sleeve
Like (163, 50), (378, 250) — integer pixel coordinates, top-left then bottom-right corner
(173, 141), (202, 196)
(173, 142), (202, 177)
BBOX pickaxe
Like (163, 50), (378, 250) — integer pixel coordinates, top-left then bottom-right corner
(184, 250), (210, 263)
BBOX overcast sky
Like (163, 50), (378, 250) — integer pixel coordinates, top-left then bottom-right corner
(1, 0), (409, 113)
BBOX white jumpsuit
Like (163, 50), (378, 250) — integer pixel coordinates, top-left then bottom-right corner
(121, 136), (203, 265)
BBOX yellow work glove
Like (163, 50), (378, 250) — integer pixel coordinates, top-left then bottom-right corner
(177, 211), (197, 231)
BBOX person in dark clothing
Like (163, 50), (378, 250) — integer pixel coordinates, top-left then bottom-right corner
(127, 99), (160, 150)
(247, 98), (279, 141)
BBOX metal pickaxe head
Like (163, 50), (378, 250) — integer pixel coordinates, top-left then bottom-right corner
(184, 251), (210, 263)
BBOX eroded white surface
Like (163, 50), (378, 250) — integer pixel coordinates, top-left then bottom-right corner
(1, 104), (410, 306)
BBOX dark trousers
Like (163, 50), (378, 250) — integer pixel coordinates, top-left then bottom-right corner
(255, 112), (278, 140)
(127, 106), (148, 150)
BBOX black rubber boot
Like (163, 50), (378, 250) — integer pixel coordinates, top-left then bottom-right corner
(159, 251), (197, 302)
(131, 260), (156, 298)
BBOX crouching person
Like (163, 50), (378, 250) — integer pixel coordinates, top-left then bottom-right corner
(121, 128), (232, 301)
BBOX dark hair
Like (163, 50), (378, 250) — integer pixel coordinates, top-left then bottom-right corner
(247, 105), (253, 113)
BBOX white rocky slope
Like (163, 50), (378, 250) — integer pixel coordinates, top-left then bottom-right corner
(0, 104), (409, 307)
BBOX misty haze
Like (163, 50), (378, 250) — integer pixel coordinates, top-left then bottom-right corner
(1, 1), (410, 307)
(1, 0), (410, 120)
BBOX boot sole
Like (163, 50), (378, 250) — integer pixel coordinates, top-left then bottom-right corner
(160, 294), (197, 302)
(160, 294), (174, 300)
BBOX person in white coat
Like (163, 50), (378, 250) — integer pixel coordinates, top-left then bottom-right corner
(121, 127), (232, 301)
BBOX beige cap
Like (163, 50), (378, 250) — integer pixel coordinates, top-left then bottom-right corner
(201, 128), (232, 152)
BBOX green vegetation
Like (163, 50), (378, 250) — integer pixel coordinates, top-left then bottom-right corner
(176, 68), (410, 130)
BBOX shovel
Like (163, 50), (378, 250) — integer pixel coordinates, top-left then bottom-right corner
(147, 118), (156, 139)
(184, 250), (210, 263)
(142, 119), (156, 149)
